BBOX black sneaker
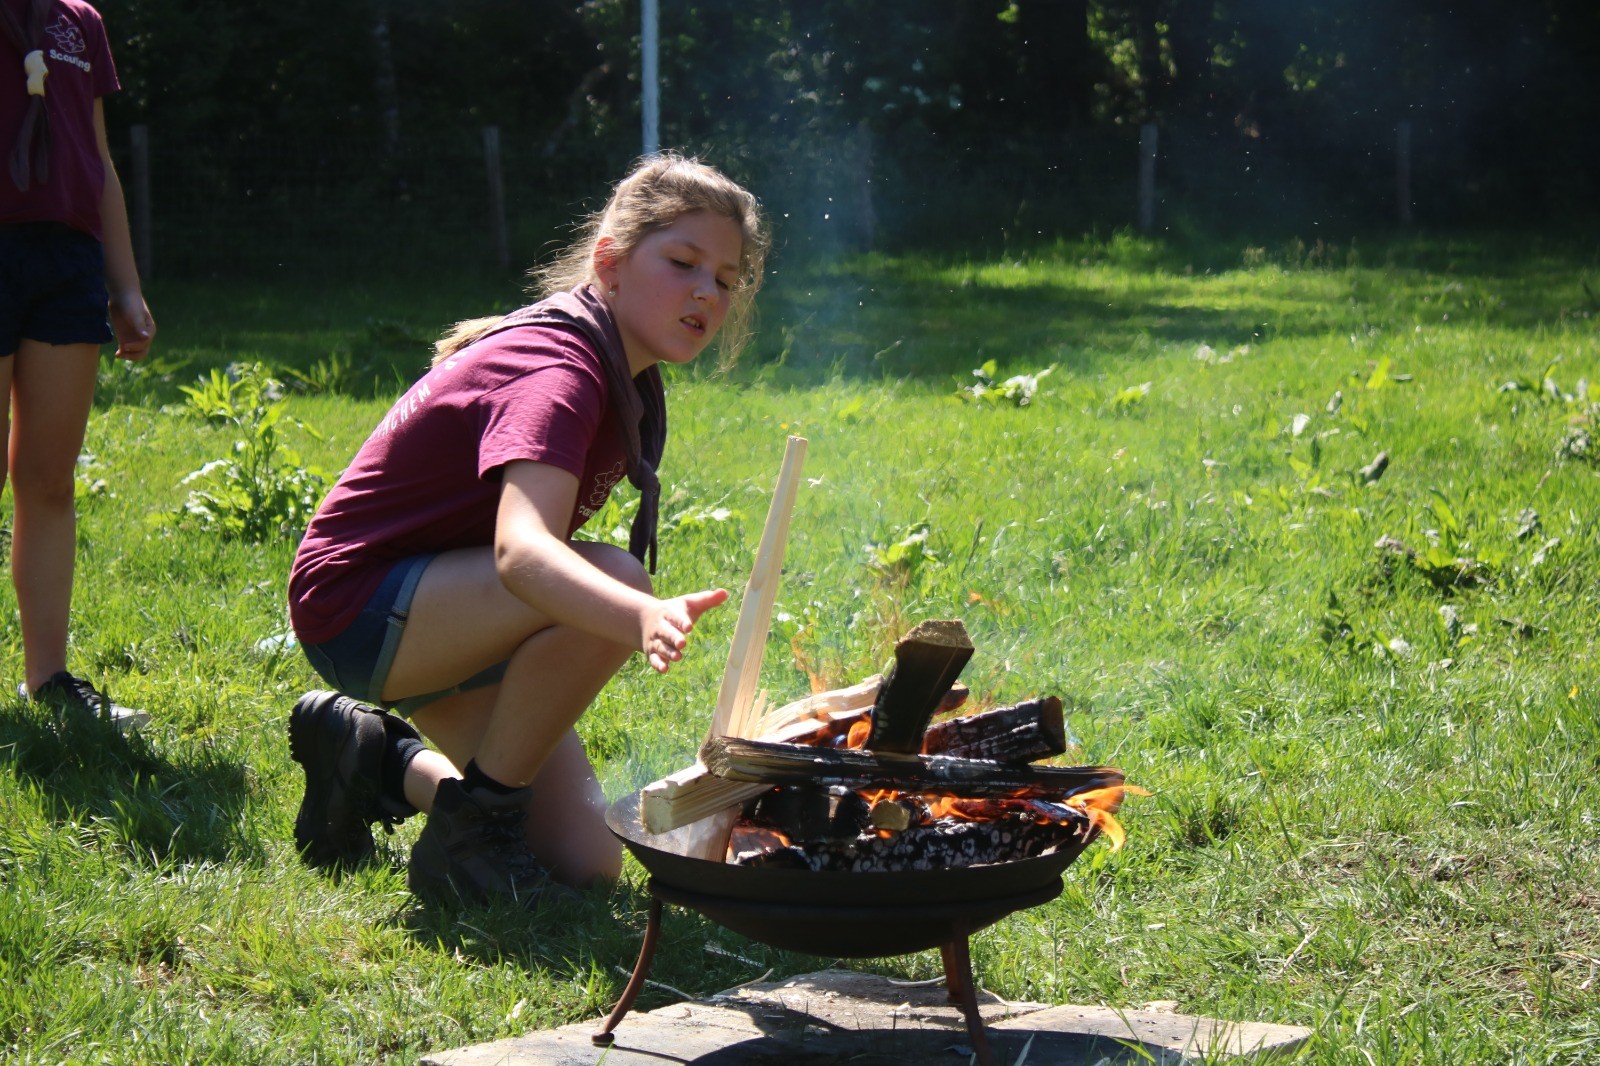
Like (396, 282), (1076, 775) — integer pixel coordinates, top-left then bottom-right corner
(21, 671), (150, 733)
(288, 690), (419, 869)
(407, 778), (566, 906)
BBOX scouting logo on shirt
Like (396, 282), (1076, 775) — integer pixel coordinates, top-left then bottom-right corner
(580, 461), (625, 519)
(45, 15), (87, 55)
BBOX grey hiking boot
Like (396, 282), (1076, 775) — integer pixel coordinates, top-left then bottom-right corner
(288, 690), (419, 869)
(407, 778), (565, 906)
(21, 672), (150, 733)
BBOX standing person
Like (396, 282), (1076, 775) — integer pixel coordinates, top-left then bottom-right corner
(1, 0), (155, 729)
(287, 153), (769, 905)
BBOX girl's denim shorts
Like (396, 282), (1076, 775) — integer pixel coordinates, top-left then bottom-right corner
(301, 555), (507, 718)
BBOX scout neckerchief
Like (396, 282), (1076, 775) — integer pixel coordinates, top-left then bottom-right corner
(479, 284), (668, 572)
(2, 0), (52, 190)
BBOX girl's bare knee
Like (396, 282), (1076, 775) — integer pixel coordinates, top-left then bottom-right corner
(9, 471), (76, 512)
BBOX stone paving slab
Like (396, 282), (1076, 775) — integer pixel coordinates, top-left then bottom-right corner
(424, 969), (1312, 1065)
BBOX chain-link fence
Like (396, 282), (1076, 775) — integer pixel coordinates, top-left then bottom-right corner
(114, 114), (1512, 284)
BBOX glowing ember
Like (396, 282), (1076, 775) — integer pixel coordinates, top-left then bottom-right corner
(729, 823), (793, 864)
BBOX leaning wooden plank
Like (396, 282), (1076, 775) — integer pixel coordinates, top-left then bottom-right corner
(865, 619), (975, 753)
(701, 736), (1123, 799)
(666, 435), (808, 858)
(920, 695), (1067, 763)
(711, 434), (809, 742)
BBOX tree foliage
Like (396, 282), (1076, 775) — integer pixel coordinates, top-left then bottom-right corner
(93, 0), (1599, 248)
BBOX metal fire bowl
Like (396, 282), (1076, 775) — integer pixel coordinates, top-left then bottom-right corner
(606, 791), (1087, 957)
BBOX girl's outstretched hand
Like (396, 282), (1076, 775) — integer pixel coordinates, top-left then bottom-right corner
(643, 587), (729, 673)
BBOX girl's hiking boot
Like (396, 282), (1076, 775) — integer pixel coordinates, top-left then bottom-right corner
(288, 690), (419, 869)
(407, 777), (569, 907)
(20, 672), (150, 733)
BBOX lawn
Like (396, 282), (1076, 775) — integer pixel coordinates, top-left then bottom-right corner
(2, 230), (1597, 1063)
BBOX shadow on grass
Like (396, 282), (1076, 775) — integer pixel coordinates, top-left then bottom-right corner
(0, 698), (254, 864)
(399, 878), (798, 1015)
(399, 880), (639, 984)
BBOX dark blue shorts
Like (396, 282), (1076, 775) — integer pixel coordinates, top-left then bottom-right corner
(300, 555), (508, 718)
(0, 222), (114, 356)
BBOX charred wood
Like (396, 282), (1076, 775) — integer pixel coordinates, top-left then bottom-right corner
(702, 736), (1123, 799)
(746, 787), (834, 841)
(736, 813), (1093, 873)
(921, 696), (1067, 764)
(866, 619), (975, 754)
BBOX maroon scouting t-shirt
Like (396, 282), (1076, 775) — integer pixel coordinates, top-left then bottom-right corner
(288, 321), (630, 645)
(0, 0), (119, 237)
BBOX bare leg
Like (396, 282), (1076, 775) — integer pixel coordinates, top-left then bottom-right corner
(407, 690), (621, 885)
(383, 540), (643, 885)
(7, 341), (100, 692)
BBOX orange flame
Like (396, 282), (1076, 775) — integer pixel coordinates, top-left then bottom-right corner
(728, 823), (793, 861)
(1064, 784), (1149, 851)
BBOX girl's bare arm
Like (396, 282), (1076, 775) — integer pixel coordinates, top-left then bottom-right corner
(93, 100), (154, 361)
(495, 459), (726, 672)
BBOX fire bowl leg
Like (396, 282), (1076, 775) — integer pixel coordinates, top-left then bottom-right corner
(942, 935), (997, 1066)
(592, 893), (664, 1046)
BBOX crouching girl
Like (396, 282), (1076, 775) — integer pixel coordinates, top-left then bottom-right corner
(286, 153), (768, 904)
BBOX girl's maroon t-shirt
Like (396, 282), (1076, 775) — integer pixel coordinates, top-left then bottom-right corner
(288, 322), (629, 645)
(0, 0), (120, 238)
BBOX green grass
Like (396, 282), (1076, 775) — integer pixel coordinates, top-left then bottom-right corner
(3, 229), (1599, 1063)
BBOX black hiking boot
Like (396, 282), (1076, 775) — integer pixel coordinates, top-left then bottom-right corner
(407, 778), (566, 907)
(288, 690), (419, 868)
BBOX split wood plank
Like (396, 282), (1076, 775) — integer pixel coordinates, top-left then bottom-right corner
(645, 435), (807, 854)
(711, 434), (809, 743)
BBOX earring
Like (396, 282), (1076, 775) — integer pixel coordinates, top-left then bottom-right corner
(608, 287), (617, 296)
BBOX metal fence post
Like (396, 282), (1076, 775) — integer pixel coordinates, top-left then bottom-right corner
(483, 126), (510, 270)
(1138, 123), (1158, 234)
(1396, 120), (1414, 226)
(129, 123), (152, 279)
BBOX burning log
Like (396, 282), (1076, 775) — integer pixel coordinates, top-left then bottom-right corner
(866, 619), (974, 753)
(744, 786), (870, 842)
(640, 679), (973, 835)
(702, 736), (1123, 799)
(921, 696), (1067, 764)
